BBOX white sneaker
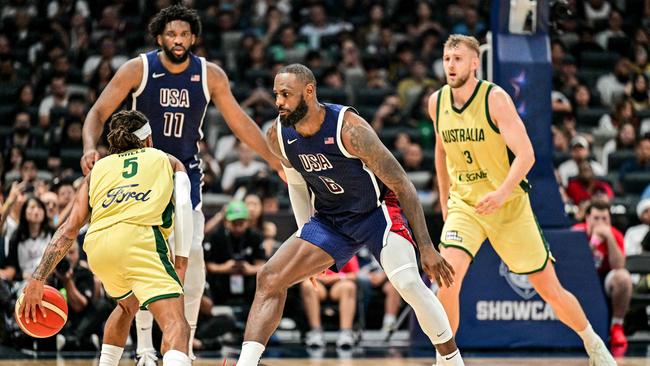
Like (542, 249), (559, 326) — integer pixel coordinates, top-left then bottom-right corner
(136, 349), (158, 366)
(587, 339), (617, 366)
(336, 329), (355, 349)
(305, 329), (325, 348)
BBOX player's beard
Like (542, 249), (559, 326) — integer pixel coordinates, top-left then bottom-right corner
(279, 96), (309, 128)
(447, 70), (471, 89)
(162, 44), (190, 64)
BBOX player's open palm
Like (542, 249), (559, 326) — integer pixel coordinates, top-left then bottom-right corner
(420, 245), (455, 288)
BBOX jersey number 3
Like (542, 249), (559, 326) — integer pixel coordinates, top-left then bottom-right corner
(163, 112), (185, 138)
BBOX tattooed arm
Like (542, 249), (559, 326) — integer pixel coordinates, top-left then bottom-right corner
(340, 111), (454, 287)
(19, 177), (90, 323)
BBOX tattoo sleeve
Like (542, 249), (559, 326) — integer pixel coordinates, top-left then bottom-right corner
(31, 228), (76, 281)
(342, 116), (434, 248)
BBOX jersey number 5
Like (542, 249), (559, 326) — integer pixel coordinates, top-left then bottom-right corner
(163, 112), (185, 138)
(123, 157), (138, 178)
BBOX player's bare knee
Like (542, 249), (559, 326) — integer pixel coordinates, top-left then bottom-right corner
(256, 265), (287, 295)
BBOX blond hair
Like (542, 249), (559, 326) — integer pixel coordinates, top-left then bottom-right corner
(444, 34), (480, 56)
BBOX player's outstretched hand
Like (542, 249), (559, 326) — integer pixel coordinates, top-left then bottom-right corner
(19, 279), (46, 324)
(420, 245), (455, 288)
(80, 149), (100, 176)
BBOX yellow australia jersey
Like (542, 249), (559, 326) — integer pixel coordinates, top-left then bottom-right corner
(87, 147), (174, 236)
(436, 80), (530, 206)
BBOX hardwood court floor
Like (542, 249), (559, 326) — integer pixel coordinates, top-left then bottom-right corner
(0, 358), (647, 365)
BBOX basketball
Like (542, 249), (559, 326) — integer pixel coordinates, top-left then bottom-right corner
(14, 285), (68, 338)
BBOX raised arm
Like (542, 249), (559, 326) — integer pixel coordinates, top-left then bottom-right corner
(19, 176), (90, 322)
(428, 91), (450, 220)
(207, 63), (284, 176)
(475, 86), (535, 215)
(81, 57), (143, 175)
(340, 111), (454, 287)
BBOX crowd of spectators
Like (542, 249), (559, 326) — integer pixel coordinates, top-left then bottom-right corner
(0, 0), (647, 355)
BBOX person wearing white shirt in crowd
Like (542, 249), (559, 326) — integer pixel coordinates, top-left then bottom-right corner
(221, 141), (268, 193)
(624, 198), (650, 256)
(558, 135), (606, 186)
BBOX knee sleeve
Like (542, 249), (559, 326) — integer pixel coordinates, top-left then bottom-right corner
(381, 232), (453, 344)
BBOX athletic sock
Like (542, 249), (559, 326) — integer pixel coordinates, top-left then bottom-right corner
(237, 341), (265, 366)
(99, 344), (123, 366)
(439, 349), (463, 365)
(578, 323), (600, 349)
(135, 310), (155, 355)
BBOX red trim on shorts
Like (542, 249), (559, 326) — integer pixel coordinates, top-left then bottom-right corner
(384, 191), (417, 248)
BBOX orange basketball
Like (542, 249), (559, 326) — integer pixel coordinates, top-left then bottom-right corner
(14, 285), (68, 338)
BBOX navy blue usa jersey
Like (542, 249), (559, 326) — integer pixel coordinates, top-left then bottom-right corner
(278, 103), (388, 219)
(131, 50), (209, 208)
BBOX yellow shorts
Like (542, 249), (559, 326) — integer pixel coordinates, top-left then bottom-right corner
(440, 193), (553, 274)
(84, 222), (182, 308)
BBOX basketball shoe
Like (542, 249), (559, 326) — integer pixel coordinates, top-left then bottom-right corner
(586, 337), (617, 366)
(136, 349), (158, 366)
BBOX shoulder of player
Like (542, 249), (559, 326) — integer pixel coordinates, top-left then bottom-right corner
(113, 56), (144, 89)
(341, 110), (376, 156)
(486, 84), (513, 110)
(204, 61), (228, 84)
(427, 89), (442, 121)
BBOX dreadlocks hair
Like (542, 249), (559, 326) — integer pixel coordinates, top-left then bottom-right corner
(148, 4), (202, 40)
(107, 110), (149, 154)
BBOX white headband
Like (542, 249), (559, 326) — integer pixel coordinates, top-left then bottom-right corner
(133, 122), (152, 140)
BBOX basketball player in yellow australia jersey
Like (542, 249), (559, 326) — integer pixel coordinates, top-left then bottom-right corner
(20, 110), (195, 366)
(429, 35), (616, 366)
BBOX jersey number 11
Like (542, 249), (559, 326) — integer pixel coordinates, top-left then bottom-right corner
(163, 112), (185, 138)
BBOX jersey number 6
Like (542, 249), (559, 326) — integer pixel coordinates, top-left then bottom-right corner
(318, 176), (345, 194)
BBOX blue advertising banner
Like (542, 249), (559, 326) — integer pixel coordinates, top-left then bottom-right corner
(491, 0), (569, 228)
(410, 229), (609, 349)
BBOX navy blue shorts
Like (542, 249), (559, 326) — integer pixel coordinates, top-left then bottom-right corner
(297, 193), (416, 271)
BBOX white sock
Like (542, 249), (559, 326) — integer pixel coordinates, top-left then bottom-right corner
(439, 349), (463, 365)
(135, 310), (155, 355)
(578, 324), (600, 349)
(383, 314), (396, 327)
(436, 350), (442, 365)
(99, 344), (123, 366)
(237, 341), (265, 366)
(188, 325), (197, 360)
(611, 317), (623, 326)
(162, 349), (190, 366)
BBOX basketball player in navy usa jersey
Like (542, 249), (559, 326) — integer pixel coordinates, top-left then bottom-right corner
(80, 5), (282, 365)
(235, 64), (464, 366)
